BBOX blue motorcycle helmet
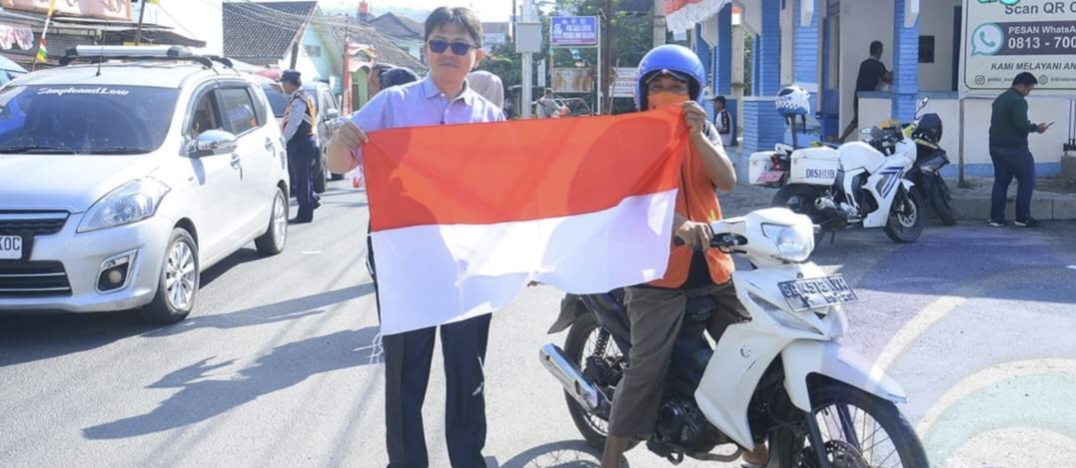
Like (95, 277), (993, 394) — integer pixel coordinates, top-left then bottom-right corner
(634, 44), (707, 111)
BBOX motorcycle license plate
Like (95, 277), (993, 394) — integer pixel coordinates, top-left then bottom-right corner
(757, 170), (784, 184)
(0, 235), (23, 260)
(778, 275), (858, 311)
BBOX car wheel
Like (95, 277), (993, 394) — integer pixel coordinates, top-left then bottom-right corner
(255, 186), (288, 255)
(142, 227), (198, 324)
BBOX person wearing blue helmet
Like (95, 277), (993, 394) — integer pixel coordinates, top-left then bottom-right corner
(600, 44), (768, 468)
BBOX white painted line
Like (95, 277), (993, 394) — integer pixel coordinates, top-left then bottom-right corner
(915, 359), (1076, 435)
(301, 251), (322, 255)
(871, 296), (968, 382)
(1067, 265), (1076, 270)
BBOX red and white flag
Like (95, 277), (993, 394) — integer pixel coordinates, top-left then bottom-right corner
(364, 107), (690, 335)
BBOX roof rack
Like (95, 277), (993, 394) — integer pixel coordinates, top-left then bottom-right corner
(203, 55), (235, 69)
(60, 45), (214, 68)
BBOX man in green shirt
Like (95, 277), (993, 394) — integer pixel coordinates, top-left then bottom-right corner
(988, 72), (1052, 228)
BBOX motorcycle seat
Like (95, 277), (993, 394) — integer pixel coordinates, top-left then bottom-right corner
(684, 295), (719, 322)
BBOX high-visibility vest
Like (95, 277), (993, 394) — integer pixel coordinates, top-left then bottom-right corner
(282, 89), (317, 138)
(647, 144), (735, 288)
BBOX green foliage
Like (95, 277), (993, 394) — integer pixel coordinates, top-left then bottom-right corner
(475, 0), (658, 114)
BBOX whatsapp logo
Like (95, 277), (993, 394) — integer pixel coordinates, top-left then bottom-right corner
(977, 0), (1022, 5)
(972, 23), (1005, 56)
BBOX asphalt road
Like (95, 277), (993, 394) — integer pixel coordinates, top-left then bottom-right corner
(1, 182), (1074, 468)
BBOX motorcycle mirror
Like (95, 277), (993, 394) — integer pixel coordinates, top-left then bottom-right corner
(915, 96), (929, 117)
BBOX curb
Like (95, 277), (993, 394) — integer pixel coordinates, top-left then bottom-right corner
(950, 194), (1076, 221)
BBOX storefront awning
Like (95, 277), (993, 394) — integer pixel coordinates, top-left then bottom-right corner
(664, 0), (731, 33)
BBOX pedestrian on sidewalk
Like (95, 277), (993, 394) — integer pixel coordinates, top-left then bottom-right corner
(326, 6), (504, 468)
(467, 70), (504, 109)
(839, 41), (891, 143)
(368, 64), (395, 101)
(711, 95), (733, 147)
(988, 72), (1053, 228)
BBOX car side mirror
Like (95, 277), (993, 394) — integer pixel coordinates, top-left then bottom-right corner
(188, 129), (238, 158)
(325, 108), (340, 120)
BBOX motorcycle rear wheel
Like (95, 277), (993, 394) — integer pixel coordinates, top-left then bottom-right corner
(771, 184), (827, 243)
(563, 312), (639, 452)
(764, 381), (930, 468)
(929, 179), (957, 226)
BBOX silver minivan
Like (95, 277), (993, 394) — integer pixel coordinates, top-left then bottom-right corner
(0, 46), (291, 323)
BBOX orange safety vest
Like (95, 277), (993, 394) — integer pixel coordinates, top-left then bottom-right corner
(648, 143), (735, 288)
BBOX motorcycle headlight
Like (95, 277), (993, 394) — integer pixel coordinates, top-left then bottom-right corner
(77, 179), (171, 233)
(762, 223), (814, 263)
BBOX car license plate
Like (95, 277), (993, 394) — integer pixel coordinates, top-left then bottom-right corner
(778, 275), (858, 311)
(757, 170), (784, 184)
(0, 235), (22, 260)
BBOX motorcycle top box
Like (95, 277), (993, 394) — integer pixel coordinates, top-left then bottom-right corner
(749, 146), (840, 188)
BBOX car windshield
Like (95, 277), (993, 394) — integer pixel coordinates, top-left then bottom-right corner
(0, 85), (180, 155)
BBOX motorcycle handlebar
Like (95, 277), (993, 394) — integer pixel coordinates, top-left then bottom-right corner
(673, 233), (749, 250)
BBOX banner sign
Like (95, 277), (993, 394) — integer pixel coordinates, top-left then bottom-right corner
(965, 0), (1076, 90)
(612, 67), (637, 98)
(551, 16), (598, 47)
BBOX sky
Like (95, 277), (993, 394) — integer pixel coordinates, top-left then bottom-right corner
(317, 0), (513, 22)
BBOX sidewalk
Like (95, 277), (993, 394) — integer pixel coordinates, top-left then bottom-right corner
(947, 176), (1076, 222)
(716, 175), (1076, 223)
(722, 148), (1076, 221)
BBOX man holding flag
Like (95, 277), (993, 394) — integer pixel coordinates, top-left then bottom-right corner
(327, 7), (503, 468)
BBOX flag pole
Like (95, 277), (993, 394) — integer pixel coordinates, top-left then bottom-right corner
(135, 0), (148, 45)
(32, 0), (59, 72)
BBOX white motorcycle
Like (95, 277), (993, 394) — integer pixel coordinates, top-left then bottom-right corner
(751, 98), (931, 244)
(541, 208), (929, 467)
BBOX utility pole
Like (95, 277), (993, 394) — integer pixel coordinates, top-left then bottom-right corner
(343, 19), (351, 113)
(134, 0), (148, 45)
(602, 0), (613, 114)
(521, 0), (535, 119)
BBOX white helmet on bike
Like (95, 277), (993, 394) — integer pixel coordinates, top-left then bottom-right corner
(775, 85), (811, 118)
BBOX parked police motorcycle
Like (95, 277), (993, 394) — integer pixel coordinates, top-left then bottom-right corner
(754, 87), (928, 243)
(903, 109), (957, 226)
(540, 208), (929, 467)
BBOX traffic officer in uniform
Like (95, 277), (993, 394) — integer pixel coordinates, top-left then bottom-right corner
(280, 69), (321, 223)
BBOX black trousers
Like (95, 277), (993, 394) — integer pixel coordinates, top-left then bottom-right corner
(287, 136), (320, 219)
(369, 228), (492, 468)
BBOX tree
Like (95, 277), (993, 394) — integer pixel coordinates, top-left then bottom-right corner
(476, 0), (656, 116)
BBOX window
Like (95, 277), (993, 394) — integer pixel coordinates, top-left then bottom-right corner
(218, 87), (258, 135)
(919, 36), (935, 64)
(304, 45), (321, 58)
(262, 83), (287, 118)
(249, 85), (268, 126)
(190, 90), (223, 138)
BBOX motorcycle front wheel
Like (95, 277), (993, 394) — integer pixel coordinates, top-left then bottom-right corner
(884, 188), (926, 243)
(764, 381), (930, 468)
(563, 312), (638, 451)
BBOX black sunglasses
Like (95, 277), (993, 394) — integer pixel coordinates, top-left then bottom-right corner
(428, 39), (476, 56)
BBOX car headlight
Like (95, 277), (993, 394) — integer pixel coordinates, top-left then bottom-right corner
(77, 179), (171, 233)
(762, 222), (814, 263)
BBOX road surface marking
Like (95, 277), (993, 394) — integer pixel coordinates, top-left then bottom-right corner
(871, 296), (967, 382)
